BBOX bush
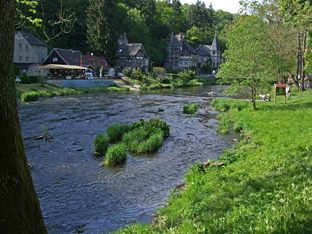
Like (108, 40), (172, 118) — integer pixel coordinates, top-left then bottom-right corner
(29, 76), (39, 83)
(20, 73), (31, 84)
(131, 118), (170, 138)
(122, 127), (149, 152)
(105, 143), (127, 165)
(93, 133), (109, 155)
(20, 91), (39, 102)
(183, 103), (199, 114)
(106, 124), (131, 143)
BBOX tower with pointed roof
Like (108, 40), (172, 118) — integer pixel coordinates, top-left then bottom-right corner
(210, 35), (221, 68)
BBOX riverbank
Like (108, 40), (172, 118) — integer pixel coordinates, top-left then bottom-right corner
(114, 89), (312, 233)
(16, 83), (129, 101)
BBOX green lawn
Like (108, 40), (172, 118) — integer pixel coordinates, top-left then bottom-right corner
(113, 89), (312, 233)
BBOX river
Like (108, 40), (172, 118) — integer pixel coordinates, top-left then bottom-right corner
(18, 86), (235, 233)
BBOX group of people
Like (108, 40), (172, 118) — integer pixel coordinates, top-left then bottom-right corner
(259, 93), (271, 101)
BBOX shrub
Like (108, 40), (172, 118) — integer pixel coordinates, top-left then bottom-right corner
(29, 76), (39, 83)
(233, 121), (244, 132)
(20, 73), (31, 84)
(93, 133), (109, 155)
(183, 103), (199, 114)
(141, 84), (147, 90)
(106, 124), (131, 143)
(104, 143), (127, 165)
(131, 119), (170, 139)
(122, 127), (149, 152)
(216, 112), (231, 134)
(21, 91), (39, 102)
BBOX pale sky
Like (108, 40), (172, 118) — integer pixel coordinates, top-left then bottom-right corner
(179, 0), (241, 14)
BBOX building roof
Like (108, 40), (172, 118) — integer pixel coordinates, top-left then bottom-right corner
(169, 32), (184, 47)
(183, 42), (197, 54)
(15, 31), (48, 47)
(83, 55), (112, 71)
(51, 48), (89, 66)
(211, 35), (220, 51)
(14, 62), (40, 69)
(196, 45), (211, 56)
(117, 43), (145, 57)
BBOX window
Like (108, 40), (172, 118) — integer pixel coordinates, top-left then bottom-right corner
(33, 57), (35, 62)
(19, 43), (22, 50)
(184, 61), (189, 66)
(26, 57), (29, 62)
(25, 44), (29, 51)
(19, 56), (22, 62)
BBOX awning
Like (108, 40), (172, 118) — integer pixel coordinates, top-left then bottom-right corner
(38, 64), (88, 70)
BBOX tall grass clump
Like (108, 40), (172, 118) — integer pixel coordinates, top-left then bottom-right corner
(93, 133), (109, 155)
(20, 91), (40, 102)
(104, 143), (127, 166)
(183, 103), (199, 114)
(106, 124), (131, 143)
(121, 118), (169, 154)
(216, 112), (231, 134)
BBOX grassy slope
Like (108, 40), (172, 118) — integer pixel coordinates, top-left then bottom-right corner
(114, 90), (312, 233)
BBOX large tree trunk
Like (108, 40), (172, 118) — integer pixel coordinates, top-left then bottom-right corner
(0, 0), (47, 233)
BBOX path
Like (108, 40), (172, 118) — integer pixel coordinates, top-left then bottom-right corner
(114, 79), (139, 91)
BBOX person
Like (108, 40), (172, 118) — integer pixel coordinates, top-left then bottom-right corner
(286, 85), (290, 97)
(259, 93), (265, 101)
(266, 93), (271, 101)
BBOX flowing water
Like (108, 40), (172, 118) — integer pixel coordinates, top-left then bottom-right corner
(18, 86), (236, 233)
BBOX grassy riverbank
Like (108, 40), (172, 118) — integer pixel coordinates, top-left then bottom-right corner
(16, 83), (129, 101)
(114, 89), (312, 233)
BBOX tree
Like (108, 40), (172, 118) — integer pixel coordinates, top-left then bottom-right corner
(0, 0), (47, 232)
(86, 0), (118, 66)
(216, 15), (273, 110)
(280, 0), (312, 90)
(185, 26), (205, 48)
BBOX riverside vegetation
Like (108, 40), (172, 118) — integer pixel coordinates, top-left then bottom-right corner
(113, 89), (312, 233)
(122, 68), (216, 90)
(93, 119), (170, 166)
(16, 83), (129, 102)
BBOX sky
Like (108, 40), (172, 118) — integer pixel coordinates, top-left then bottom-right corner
(179, 0), (241, 14)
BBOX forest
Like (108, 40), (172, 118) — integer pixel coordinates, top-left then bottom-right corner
(16, 0), (236, 66)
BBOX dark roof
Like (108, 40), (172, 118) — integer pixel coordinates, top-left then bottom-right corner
(117, 43), (144, 57)
(211, 35), (220, 51)
(196, 45), (211, 56)
(182, 42), (197, 54)
(169, 33), (184, 47)
(53, 48), (89, 66)
(15, 31), (48, 47)
(83, 55), (112, 71)
(14, 62), (39, 68)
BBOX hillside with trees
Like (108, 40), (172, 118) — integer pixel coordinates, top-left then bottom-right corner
(17, 0), (236, 67)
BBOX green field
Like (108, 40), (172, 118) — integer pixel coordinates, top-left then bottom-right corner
(114, 89), (312, 233)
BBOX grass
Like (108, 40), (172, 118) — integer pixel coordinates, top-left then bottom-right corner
(113, 89), (312, 233)
(93, 133), (110, 155)
(16, 83), (129, 101)
(183, 103), (199, 114)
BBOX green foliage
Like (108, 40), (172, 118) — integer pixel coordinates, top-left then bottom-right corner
(87, 0), (118, 66)
(106, 124), (131, 143)
(40, 124), (49, 138)
(21, 73), (31, 84)
(20, 91), (39, 102)
(183, 103), (199, 114)
(121, 118), (170, 154)
(13, 65), (20, 76)
(104, 143), (127, 166)
(93, 133), (109, 155)
(216, 112), (231, 134)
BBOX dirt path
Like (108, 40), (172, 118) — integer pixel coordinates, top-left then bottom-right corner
(114, 79), (139, 91)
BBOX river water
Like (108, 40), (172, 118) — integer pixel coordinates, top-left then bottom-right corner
(18, 86), (235, 233)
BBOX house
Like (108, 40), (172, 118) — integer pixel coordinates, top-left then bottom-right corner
(165, 32), (222, 73)
(164, 33), (198, 73)
(115, 33), (149, 73)
(13, 31), (48, 76)
(43, 48), (90, 78)
(83, 54), (113, 77)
